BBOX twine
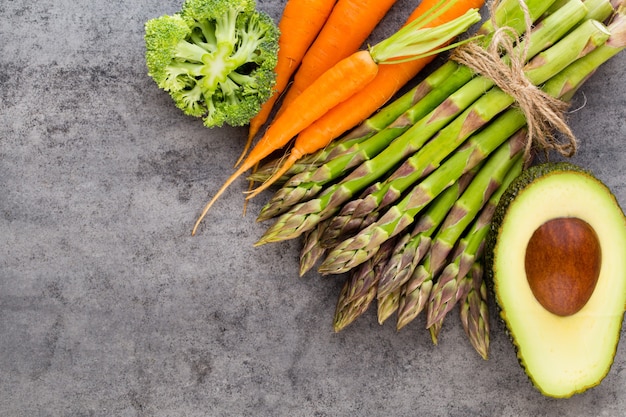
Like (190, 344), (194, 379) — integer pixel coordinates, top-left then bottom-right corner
(450, 0), (578, 161)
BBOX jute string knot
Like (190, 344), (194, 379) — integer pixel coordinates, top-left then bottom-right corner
(450, 0), (578, 161)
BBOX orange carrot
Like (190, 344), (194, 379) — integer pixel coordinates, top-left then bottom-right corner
(191, 9), (482, 234)
(245, 0), (486, 199)
(275, 0), (400, 116)
(192, 50), (379, 235)
(241, 0), (338, 165)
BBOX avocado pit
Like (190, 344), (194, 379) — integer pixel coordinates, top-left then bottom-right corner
(524, 217), (601, 316)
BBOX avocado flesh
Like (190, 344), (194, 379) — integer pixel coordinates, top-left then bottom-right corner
(489, 163), (626, 398)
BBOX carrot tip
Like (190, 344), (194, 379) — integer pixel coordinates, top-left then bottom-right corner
(191, 163), (250, 235)
(245, 153), (297, 201)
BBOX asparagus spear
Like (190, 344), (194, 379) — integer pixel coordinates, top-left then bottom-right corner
(377, 286), (403, 325)
(459, 262), (490, 360)
(426, 156), (523, 340)
(344, 237), (398, 306)
(396, 262), (434, 331)
(316, 19), (612, 274)
(256, 4), (602, 245)
(394, 133), (526, 330)
(299, 219), (330, 276)
(255, 0), (575, 222)
(333, 279), (377, 333)
(332, 237), (398, 332)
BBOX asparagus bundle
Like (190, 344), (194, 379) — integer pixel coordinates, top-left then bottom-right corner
(252, 0), (626, 351)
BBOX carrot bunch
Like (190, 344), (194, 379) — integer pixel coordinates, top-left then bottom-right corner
(192, 0), (484, 235)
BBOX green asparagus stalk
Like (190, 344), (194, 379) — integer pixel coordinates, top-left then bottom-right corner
(394, 133), (526, 330)
(343, 237), (398, 306)
(299, 219), (330, 276)
(396, 260), (434, 331)
(316, 19), (611, 274)
(332, 237), (398, 331)
(459, 262), (490, 360)
(256, 5), (604, 245)
(255, 0), (579, 222)
(426, 156), (523, 340)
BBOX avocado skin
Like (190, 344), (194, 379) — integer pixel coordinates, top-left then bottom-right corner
(484, 161), (626, 398)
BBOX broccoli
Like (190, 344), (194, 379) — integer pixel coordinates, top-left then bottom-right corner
(145, 0), (279, 128)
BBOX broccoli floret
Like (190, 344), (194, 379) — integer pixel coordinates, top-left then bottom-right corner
(145, 0), (279, 128)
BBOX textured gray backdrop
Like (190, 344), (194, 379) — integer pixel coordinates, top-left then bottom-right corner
(1, 0), (625, 416)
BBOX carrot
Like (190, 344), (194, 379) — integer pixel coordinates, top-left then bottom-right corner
(192, 8), (482, 234)
(244, 0), (485, 199)
(274, 0), (400, 117)
(241, 0), (338, 165)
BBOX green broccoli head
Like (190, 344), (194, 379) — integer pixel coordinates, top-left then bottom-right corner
(145, 0), (279, 127)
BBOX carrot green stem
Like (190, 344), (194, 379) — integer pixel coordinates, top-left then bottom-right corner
(369, 8), (482, 64)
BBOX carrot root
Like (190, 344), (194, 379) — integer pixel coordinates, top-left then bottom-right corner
(245, 151), (302, 200)
(191, 164), (250, 236)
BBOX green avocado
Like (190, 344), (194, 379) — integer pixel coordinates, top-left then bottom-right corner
(485, 162), (626, 398)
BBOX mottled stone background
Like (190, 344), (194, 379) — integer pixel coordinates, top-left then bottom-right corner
(1, 0), (625, 416)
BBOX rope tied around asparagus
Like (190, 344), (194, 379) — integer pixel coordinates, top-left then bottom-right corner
(451, 0), (578, 161)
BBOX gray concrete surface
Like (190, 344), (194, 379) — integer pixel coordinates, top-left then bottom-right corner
(2, 0), (626, 416)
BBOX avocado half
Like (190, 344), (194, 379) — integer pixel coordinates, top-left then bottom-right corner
(486, 162), (626, 398)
